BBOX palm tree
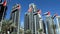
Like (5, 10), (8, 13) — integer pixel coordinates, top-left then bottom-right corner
(1, 20), (8, 34)
(19, 29), (23, 34)
(1, 20), (13, 34)
(52, 24), (56, 34)
(38, 29), (43, 34)
(26, 29), (31, 34)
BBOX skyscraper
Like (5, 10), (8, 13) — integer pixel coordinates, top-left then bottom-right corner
(24, 3), (38, 34)
(0, 0), (7, 31)
(24, 3), (46, 34)
(38, 14), (46, 34)
(56, 16), (60, 34)
(29, 3), (37, 34)
(0, 0), (7, 21)
(24, 13), (30, 34)
(45, 15), (54, 34)
(10, 4), (20, 34)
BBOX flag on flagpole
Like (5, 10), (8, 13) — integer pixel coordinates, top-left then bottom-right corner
(48, 11), (50, 15)
(52, 13), (58, 19)
(28, 7), (32, 12)
(33, 9), (41, 15)
(44, 11), (50, 15)
(3, 0), (7, 6)
(17, 4), (21, 10)
(37, 9), (41, 14)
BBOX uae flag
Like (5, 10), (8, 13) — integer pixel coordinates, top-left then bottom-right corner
(17, 4), (21, 10)
(3, 0), (7, 6)
(52, 13), (58, 19)
(44, 11), (50, 15)
(37, 9), (41, 14)
(28, 7), (33, 12)
(34, 9), (41, 15)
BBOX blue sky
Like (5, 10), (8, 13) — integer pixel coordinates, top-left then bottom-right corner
(5, 0), (60, 27)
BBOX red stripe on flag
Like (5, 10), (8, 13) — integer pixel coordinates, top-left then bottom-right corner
(28, 7), (32, 12)
(48, 11), (50, 15)
(3, 0), (7, 6)
(17, 4), (21, 10)
(54, 13), (58, 16)
(37, 10), (41, 14)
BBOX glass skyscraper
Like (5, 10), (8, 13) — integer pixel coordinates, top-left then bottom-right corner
(45, 15), (54, 34)
(56, 16), (60, 34)
(24, 3), (46, 34)
(10, 4), (20, 34)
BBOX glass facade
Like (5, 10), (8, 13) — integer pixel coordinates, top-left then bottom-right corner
(56, 16), (60, 34)
(45, 15), (54, 34)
